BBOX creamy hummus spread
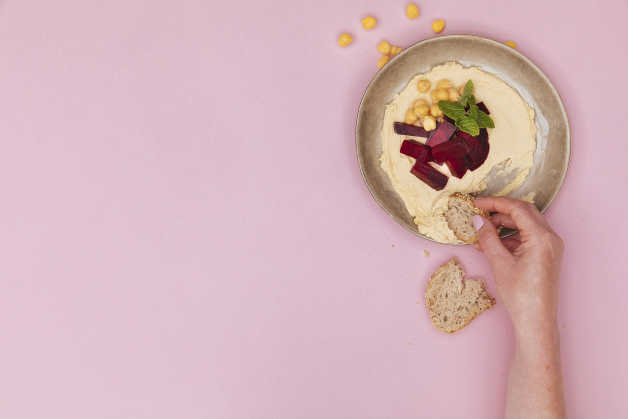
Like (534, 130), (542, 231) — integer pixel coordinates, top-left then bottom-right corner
(380, 62), (536, 243)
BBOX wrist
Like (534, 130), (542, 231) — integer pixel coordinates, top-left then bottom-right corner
(514, 319), (560, 358)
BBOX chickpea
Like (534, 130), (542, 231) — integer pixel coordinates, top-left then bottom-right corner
(430, 104), (443, 117)
(413, 98), (428, 107)
(414, 104), (430, 117)
(448, 88), (460, 101)
(361, 16), (377, 30)
(423, 115), (437, 131)
(406, 3), (420, 19)
(377, 55), (390, 68)
(377, 40), (391, 55)
(434, 88), (449, 101)
(405, 108), (418, 124)
(432, 19), (446, 33)
(504, 41), (517, 48)
(390, 46), (402, 57)
(338, 33), (353, 47)
(436, 79), (452, 90)
(417, 79), (431, 93)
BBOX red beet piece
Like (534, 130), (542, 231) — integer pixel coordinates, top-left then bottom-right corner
(456, 129), (490, 170)
(476, 102), (490, 114)
(445, 154), (469, 179)
(400, 139), (431, 163)
(394, 122), (429, 137)
(410, 163), (448, 191)
(430, 137), (467, 165)
(427, 120), (457, 147)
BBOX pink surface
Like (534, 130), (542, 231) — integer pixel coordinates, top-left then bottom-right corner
(1, 0), (627, 417)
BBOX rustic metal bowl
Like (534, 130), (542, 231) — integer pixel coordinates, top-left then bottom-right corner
(356, 35), (570, 243)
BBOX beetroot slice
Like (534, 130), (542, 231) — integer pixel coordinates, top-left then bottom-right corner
(445, 154), (470, 179)
(400, 139), (431, 163)
(430, 137), (467, 165)
(456, 129), (490, 170)
(394, 122), (429, 137)
(476, 102), (490, 115)
(426, 120), (456, 147)
(410, 163), (448, 191)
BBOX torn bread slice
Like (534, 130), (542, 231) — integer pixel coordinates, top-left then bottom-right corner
(445, 193), (488, 244)
(425, 258), (495, 333)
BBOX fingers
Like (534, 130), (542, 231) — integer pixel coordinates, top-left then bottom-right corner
(501, 235), (521, 252)
(489, 213), (517, 230)
(475, 197), (549, 233)
(476, 216), (514, 270)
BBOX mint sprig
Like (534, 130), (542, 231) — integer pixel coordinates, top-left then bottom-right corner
(476, 110), (494, 128)
(455, 116), (480, 136)
(437, 101), (466, 121)
(459, 80), (474, 108)
(437, 80), (495, 136)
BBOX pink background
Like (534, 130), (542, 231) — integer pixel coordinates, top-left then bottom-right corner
(1, 0), (627, 417)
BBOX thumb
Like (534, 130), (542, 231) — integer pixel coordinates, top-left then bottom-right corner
(474, 215), (513, 269)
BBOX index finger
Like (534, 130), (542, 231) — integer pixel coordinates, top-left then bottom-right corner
(474, 196), (548, 233)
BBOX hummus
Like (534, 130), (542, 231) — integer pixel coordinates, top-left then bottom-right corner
(380, 62), (536, 243)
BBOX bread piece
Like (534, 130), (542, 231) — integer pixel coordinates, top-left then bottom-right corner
(445, 193), (488, 244)
(425, 258), (495, 333)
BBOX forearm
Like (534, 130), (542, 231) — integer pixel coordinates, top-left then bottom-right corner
(506, 325), (566, 419)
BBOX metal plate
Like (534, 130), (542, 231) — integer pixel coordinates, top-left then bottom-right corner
(356, 35), (570, 243)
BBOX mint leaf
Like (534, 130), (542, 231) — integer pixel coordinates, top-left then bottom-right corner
(469, 100), (479, 120)
(455, 116), (480, 136)
(476, 110), (495, 128)
(459, 80), (474, 107)
(437, 100), (466, 121)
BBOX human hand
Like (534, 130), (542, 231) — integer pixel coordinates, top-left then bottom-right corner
(473, 197), (564, 335)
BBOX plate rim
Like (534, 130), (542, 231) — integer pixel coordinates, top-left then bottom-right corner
(355, 34), (571, 243)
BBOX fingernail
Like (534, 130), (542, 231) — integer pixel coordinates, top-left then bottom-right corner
(472, 215), (484, 230)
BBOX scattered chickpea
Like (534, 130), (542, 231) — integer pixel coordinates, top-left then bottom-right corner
(338, 33), (353, 47)
(423, 115), (437, 131)
(448, 88), (460, 101)
(405, 108), (418, 124)
(361, 16), (377, 30)
(505, 41), (517, 48)
(413, 98), (428, 107)
(436, 79), (452, 90)
(377, 55), (390, 68)
(417, 79), (431, 93)
(430, 104), (443, 117)
(390, 46), (403, 57)
(432, 19), (446, 33)
(406, 3), (420, 19)
(377, 40), (391, 55)
(433, 88), (449, 101)
(414, 104), (430, 117)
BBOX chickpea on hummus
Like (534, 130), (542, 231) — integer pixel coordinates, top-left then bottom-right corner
(380, 62), (536, 244)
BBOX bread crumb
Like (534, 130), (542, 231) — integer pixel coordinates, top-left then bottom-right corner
(392, 244), (395, 248)
(424, 250), (430, 257)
